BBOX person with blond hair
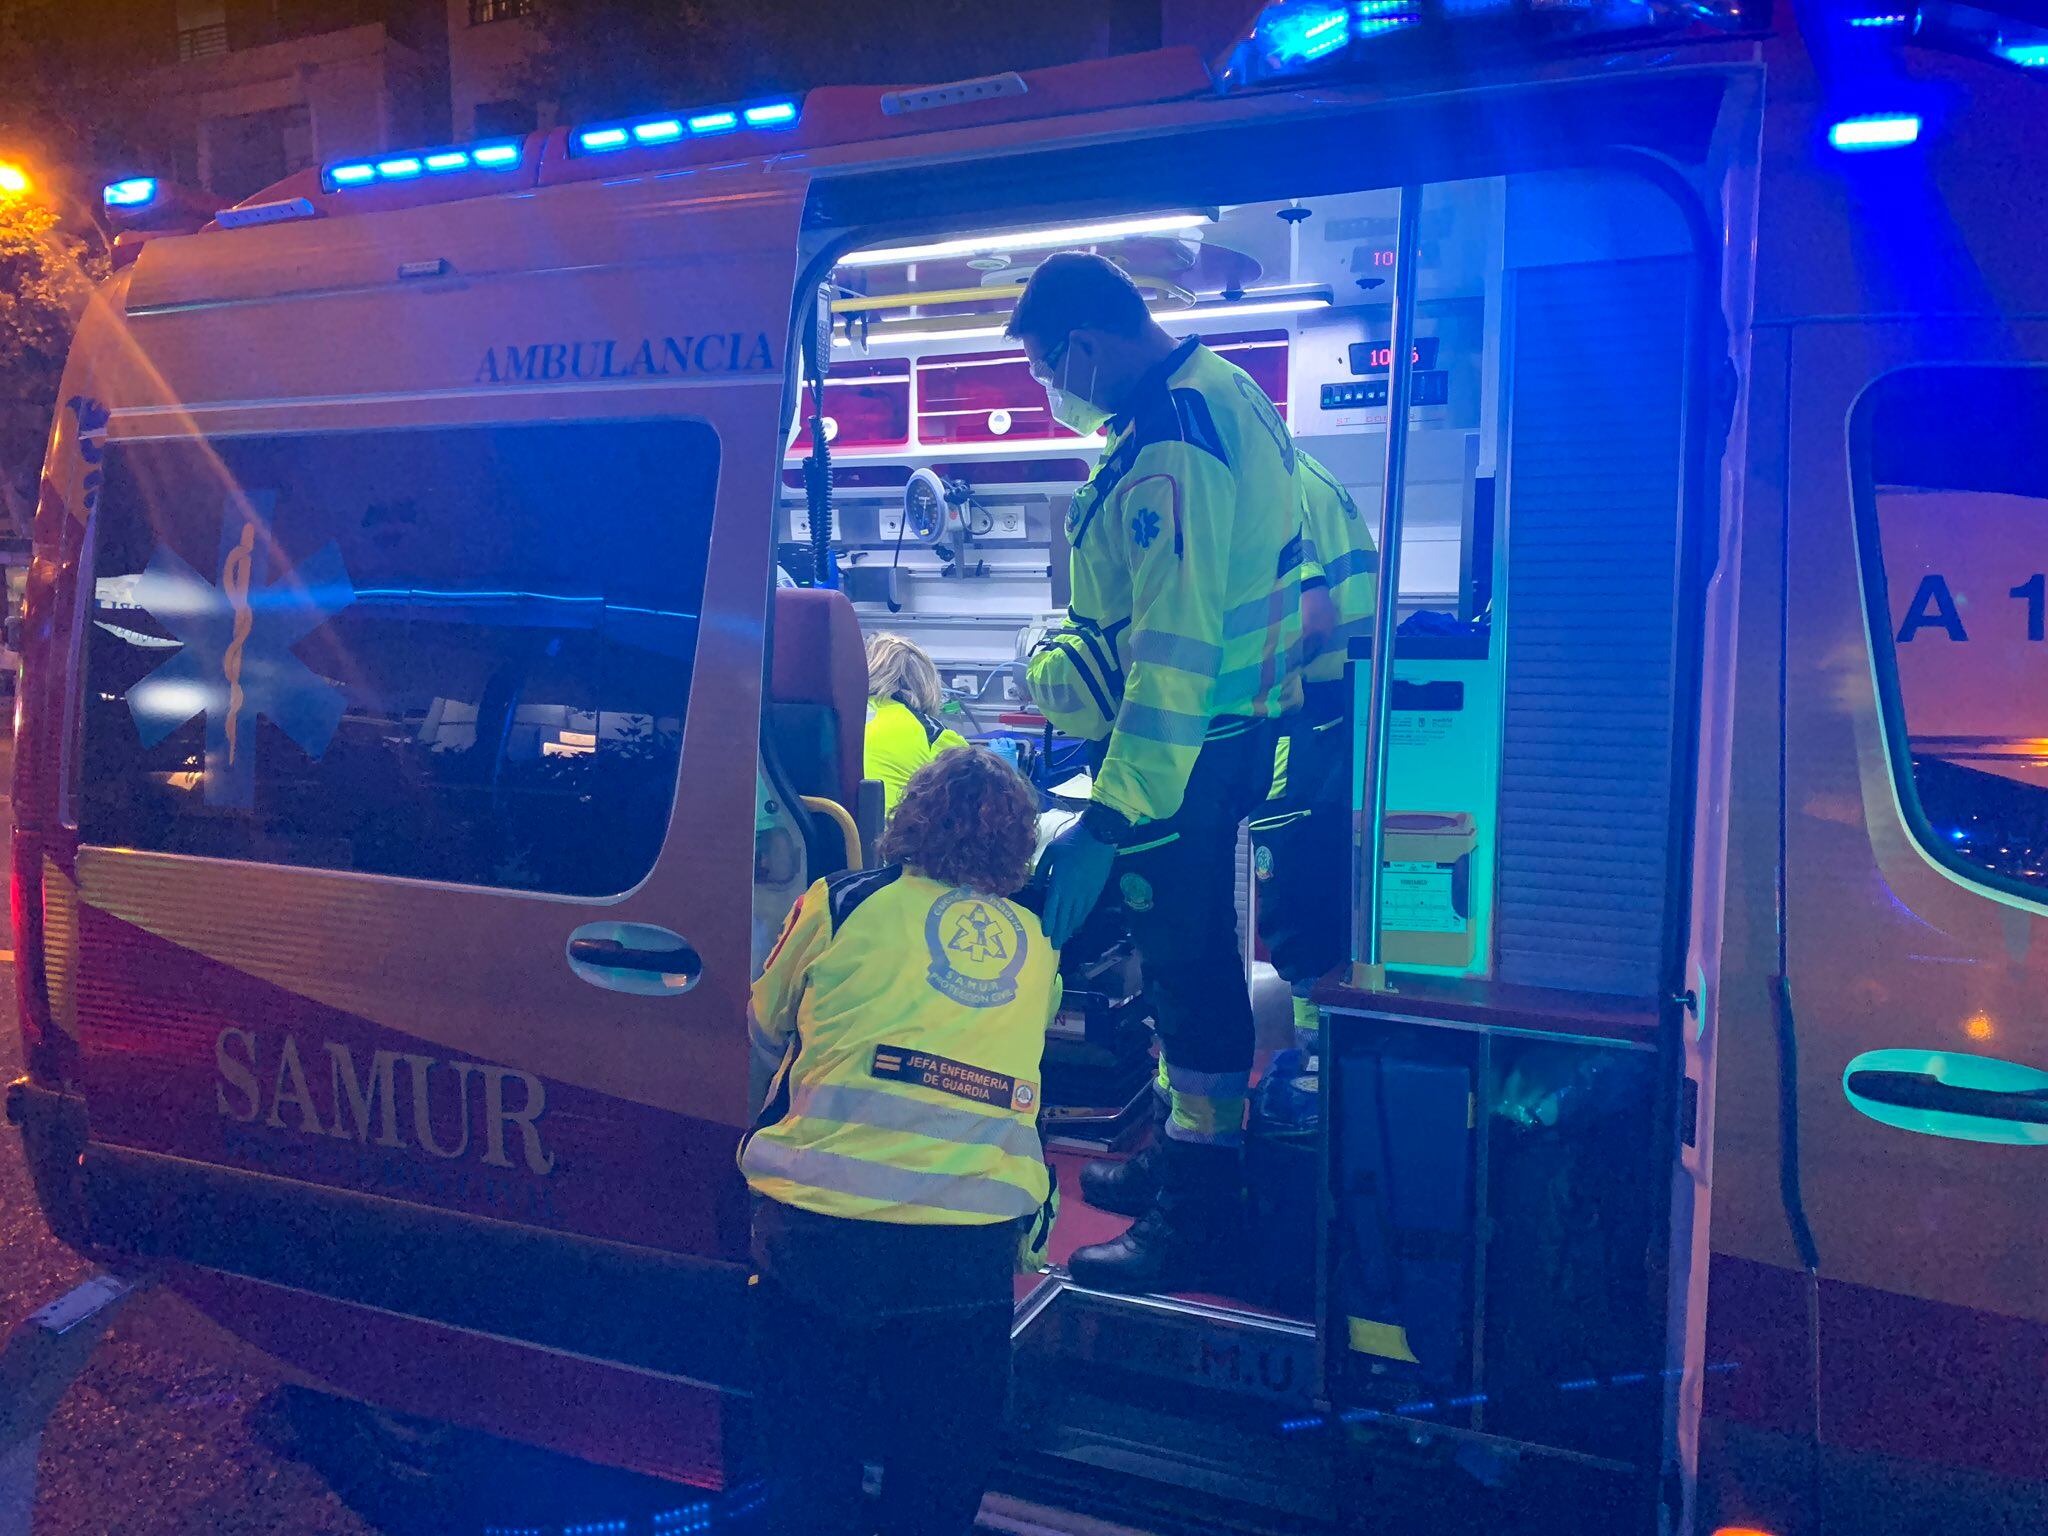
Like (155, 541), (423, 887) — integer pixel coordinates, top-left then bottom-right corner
(743, 747), (1059, 1536)
(863, 631), (970, 814)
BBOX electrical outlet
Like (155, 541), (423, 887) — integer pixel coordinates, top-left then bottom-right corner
(788, 506), (811, 541)
(979, 505), (1028, 541)
(1001, 674), (1020, 701)
(877, 509), (905, 543)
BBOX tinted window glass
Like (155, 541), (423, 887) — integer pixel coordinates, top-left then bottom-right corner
(82, 421), (717, 896)
(1855, 367), (2048, 895)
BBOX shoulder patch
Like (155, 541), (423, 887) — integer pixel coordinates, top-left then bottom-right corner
(827, 864), (904, 933)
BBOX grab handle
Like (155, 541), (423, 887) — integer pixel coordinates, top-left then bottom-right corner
(565, 922), (701, 996)
(1841, 1048), (2048, 1145)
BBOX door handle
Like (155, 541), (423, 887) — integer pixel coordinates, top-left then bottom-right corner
(1842, 1049), (2048, 1145)
(565, 922), (701, 996)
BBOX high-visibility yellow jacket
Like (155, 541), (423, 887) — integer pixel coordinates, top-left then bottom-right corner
(864, 697), (970, 814)
(1297, 451), (1380, 687)
(742, 866), (1059, 1225)
(1026, 338), (1305, 826)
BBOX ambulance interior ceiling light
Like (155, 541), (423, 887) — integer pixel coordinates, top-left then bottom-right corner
(835, 288), (1331, 347)
(326, 139), (524, 189)
(572, 99), (801, 154)
(841, 213), (1216, 268)
(102, 177), (157, 208)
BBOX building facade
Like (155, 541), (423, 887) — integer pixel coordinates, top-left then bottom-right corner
(447, 0), (547, 141)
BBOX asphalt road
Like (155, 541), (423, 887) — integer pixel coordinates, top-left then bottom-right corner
(0, 733), (380, 1536)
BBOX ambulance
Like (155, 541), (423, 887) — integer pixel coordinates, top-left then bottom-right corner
(9, 1), (2048, 1531)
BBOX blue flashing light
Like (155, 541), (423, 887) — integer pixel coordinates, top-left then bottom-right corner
(330, 163), (376, 185)
(1267, 4), (1352, 64)
(2003, 42), (2048, 66)
(103, 177), (158, 208)
(634, 119), (685, 143)
(376, 156), (424, 179)
(424, 151), (470, 172)
(1849, 11), (1910, 26)
(743, 100), (799, 126)
(472, 141), (523, 166)
(689, 110), (739, 134)
(1829, 113), (1922, 150)
(579, 127), (631, 151)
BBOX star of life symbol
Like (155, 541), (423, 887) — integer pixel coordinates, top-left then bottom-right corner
(924, 889), (1029, 1008)
(948, 902), (1011, 966)
(128, 492), (356, 809)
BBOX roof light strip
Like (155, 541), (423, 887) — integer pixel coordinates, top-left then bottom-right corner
(573, 99), (801, 155)
(324, 138), (526, 191)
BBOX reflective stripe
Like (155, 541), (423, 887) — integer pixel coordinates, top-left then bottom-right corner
(1321, 547), (1380, 586)
(1131, 629), (1224, 675)
(742, 1140), (1042, 1219)
(1166, 1088), (1248, 1145)
(789, 1082), (1043, 1161)
(1116, 701), (1210, 747)
(1166, 1063), (1252, 1099)
(1222, 585), (1293, 639)
(1215, 644), (1304, 702)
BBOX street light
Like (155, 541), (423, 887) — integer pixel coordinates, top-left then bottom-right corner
(0, 162), (31, 197)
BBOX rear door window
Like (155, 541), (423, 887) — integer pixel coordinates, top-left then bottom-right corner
(82, 420), (717, 897)
(1853, 366), (2048, 898)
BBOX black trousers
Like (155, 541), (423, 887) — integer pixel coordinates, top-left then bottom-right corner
(1112, 720), (1280, 1087)
(751, 1204), (1016, 1536)
(1250, 681), (1353, 989)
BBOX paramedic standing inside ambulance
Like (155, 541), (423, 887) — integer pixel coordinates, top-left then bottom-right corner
(1251, 451), (1379, 1098)
(743, 749), (1060, 1536)
(1014, 252), (1305, 1292)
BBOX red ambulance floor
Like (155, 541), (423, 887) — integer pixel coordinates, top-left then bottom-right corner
(1016, 1149), (1309, 1323)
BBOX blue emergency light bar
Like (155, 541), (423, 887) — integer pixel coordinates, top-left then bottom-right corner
(103, 176), (158, 208)
(1222, 0), (1743, 88)
(324, 137), (527, 191)
(571, 98), (802, 155)
(1829, 112), (1923, 149)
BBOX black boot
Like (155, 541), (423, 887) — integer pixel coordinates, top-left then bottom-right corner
(1067, 1138), (1244, 1295)
(1078, 1090), (1169, 1217)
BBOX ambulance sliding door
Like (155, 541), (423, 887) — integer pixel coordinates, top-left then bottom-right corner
(55, 159), (806, 1463)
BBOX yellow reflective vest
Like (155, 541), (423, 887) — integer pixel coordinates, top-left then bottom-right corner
(1297, 451), (1380, 687)
(742, 866), (1059, 1225)
(1026, 338), (1305, 825)
(864, 697), (970, 814)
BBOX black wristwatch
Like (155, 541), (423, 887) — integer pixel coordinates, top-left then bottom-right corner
(1079, 801), (1134, 846)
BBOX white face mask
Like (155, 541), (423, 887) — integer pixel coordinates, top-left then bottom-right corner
(1044, 349), (1111, 436)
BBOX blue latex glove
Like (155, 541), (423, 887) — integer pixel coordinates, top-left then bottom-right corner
(1040, 818), (1117, 947)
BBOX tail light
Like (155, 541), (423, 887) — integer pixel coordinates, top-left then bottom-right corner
(12, 831), (52, 1067)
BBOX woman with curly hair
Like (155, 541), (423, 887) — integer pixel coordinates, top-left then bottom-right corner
(742, 747), (1059, 1536)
